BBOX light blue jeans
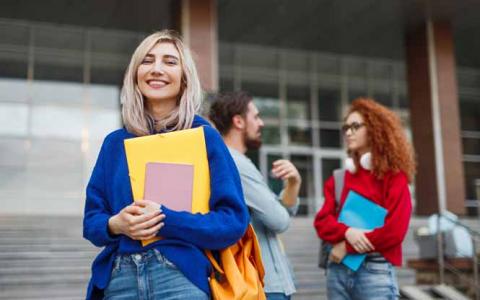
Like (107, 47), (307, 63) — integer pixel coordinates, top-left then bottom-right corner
(326, 260), (399, 300)
(266, 293), (291, 300)
(104, 248), (208, 300)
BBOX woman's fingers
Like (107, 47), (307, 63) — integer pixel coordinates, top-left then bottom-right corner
(135, 222), (165, 240)
(124, 204), (144, 216)
(130, 214), (165, 231)
(360, 235), (375, 251)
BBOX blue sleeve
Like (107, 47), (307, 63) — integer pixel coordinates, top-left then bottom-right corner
(158, 127), (249, 250)
(83, 136), (119, 247)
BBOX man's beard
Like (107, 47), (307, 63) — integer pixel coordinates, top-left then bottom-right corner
(244, 130), (262, 151)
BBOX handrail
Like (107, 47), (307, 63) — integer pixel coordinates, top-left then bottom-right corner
(436, 211), (480, 300)
(438, 212), (480, 239)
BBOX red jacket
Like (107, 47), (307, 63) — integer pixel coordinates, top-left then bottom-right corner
(314, 167), (412, 266)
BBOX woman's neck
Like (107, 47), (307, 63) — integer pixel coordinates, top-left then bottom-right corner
(146, 99), (177, 121)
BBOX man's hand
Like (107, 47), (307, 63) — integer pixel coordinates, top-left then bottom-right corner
(272, 159), (302, 207)
(345, 228), (374, 253)
(329, 241), (347, 263)
(271, 159), (301, 186)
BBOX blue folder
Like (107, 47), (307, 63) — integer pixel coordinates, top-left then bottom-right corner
(338, 190), (387, 271)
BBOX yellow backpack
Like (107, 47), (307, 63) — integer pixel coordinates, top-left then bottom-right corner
(205, 224), (266, 300)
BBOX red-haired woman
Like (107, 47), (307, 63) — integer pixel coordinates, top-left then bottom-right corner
(314, 98), (416, 300)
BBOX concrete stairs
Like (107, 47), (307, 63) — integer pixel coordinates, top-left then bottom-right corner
(0, 216), (98, 300)
(1, 215), (469, 299)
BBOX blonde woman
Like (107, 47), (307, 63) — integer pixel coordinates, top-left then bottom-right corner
(83, 30), (248, 300)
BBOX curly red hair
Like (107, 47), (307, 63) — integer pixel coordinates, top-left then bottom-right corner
(346, 98), (416, 182)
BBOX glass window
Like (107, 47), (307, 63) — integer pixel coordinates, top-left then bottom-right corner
(287, 85), (310, 120)
(0, 21), (29, 79)
(242, 81), (278, 99)
(90, 65), (125, 86)
(90, 30), (138, 85)
(244, 81), (280, 119)
(0, 137), (28, 168)
(87, 109), (121, 140)
(31, 105), (84, 140)
(32, 80), (83, 107)
(317, 55), (339, 76)
(369, 63), (392, 80)
(219, 78), (234, 92)
(239, 46), (279, 70)
(463, 162), (480, 216)
(348, 79), (368, 103)
(320, 129), (341, 148)
(460, 97), (480, 131)
(399, 93), (409, 109)
(373, 90), (392, 108)
(285, 51), (309, 73)
(291, 154), (314, 215)
(219, 43), (234, 66)
(463, 138), (480, 156)
(0, 78), (29, 103)
(318, 88), (341, 121)
(35, 26), (84, 51)
(0, 103), (28, 136)
(262, 125), (281, 145)
(347, 60), (367, 78)
(288, 126), (312, 146)
(89, 84), (120, 110)
(254, 97), (280, 119)
(33, 26), (84, 83)
(322, 158), (341, 184)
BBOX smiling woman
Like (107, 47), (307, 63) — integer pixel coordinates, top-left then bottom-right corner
(137, 42), (182, 124)
(121, 30), (202, 136)
(82, 30), (249, 300)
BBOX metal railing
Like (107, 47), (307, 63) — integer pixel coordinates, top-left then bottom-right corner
(436, 212), (480, 300)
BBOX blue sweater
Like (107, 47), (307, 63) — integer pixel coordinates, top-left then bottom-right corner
(83, 115), (249, 300)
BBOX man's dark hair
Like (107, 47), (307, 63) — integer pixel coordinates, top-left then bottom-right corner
(208, 91), (253, 135)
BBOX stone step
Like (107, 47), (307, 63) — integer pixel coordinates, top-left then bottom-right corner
(0, 215), (421, 299)
(1, 257), (93, 268)
(0, 251), (97, 260)
(0, 284), (86, 300)
(0, 237), (92, 244)
(0, 265), (90, 276)
(0, 273), (89, 286)
(0, 244), (97, 252)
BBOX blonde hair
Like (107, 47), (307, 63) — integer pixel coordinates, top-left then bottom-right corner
(121, 30), (202, 136)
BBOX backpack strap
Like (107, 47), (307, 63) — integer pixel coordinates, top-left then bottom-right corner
(333, 169), (345, 211)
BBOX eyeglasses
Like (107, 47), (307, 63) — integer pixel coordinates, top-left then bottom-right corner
(341, 122), (365, 134)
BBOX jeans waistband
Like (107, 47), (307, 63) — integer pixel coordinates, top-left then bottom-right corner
(365, 252), (387, 263)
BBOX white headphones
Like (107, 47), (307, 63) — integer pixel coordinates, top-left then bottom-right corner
(345, 152), (372, 174)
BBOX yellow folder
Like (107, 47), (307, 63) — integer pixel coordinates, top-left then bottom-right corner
(124, 127), (211, 246)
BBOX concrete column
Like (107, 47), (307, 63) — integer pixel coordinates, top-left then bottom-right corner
(177, 0), (218, 92)
(406, 20), (466, 215)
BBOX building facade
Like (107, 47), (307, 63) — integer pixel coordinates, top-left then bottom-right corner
(0, 0), (479, 216)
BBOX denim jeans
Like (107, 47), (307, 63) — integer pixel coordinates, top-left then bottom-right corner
(104, 248), (208, 300)
(326, 260), (399, 300)
(266, 293), (291, 300)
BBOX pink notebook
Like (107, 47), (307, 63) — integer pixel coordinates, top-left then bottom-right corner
(144, 162), (194, 212)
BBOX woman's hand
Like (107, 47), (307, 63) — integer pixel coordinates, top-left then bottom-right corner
(345, 228), (374, 253)
(329, 241), (347, 263)
(108, 201), (165, 241)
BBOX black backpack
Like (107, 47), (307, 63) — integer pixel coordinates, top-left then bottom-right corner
(318, 169), (345, 269)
